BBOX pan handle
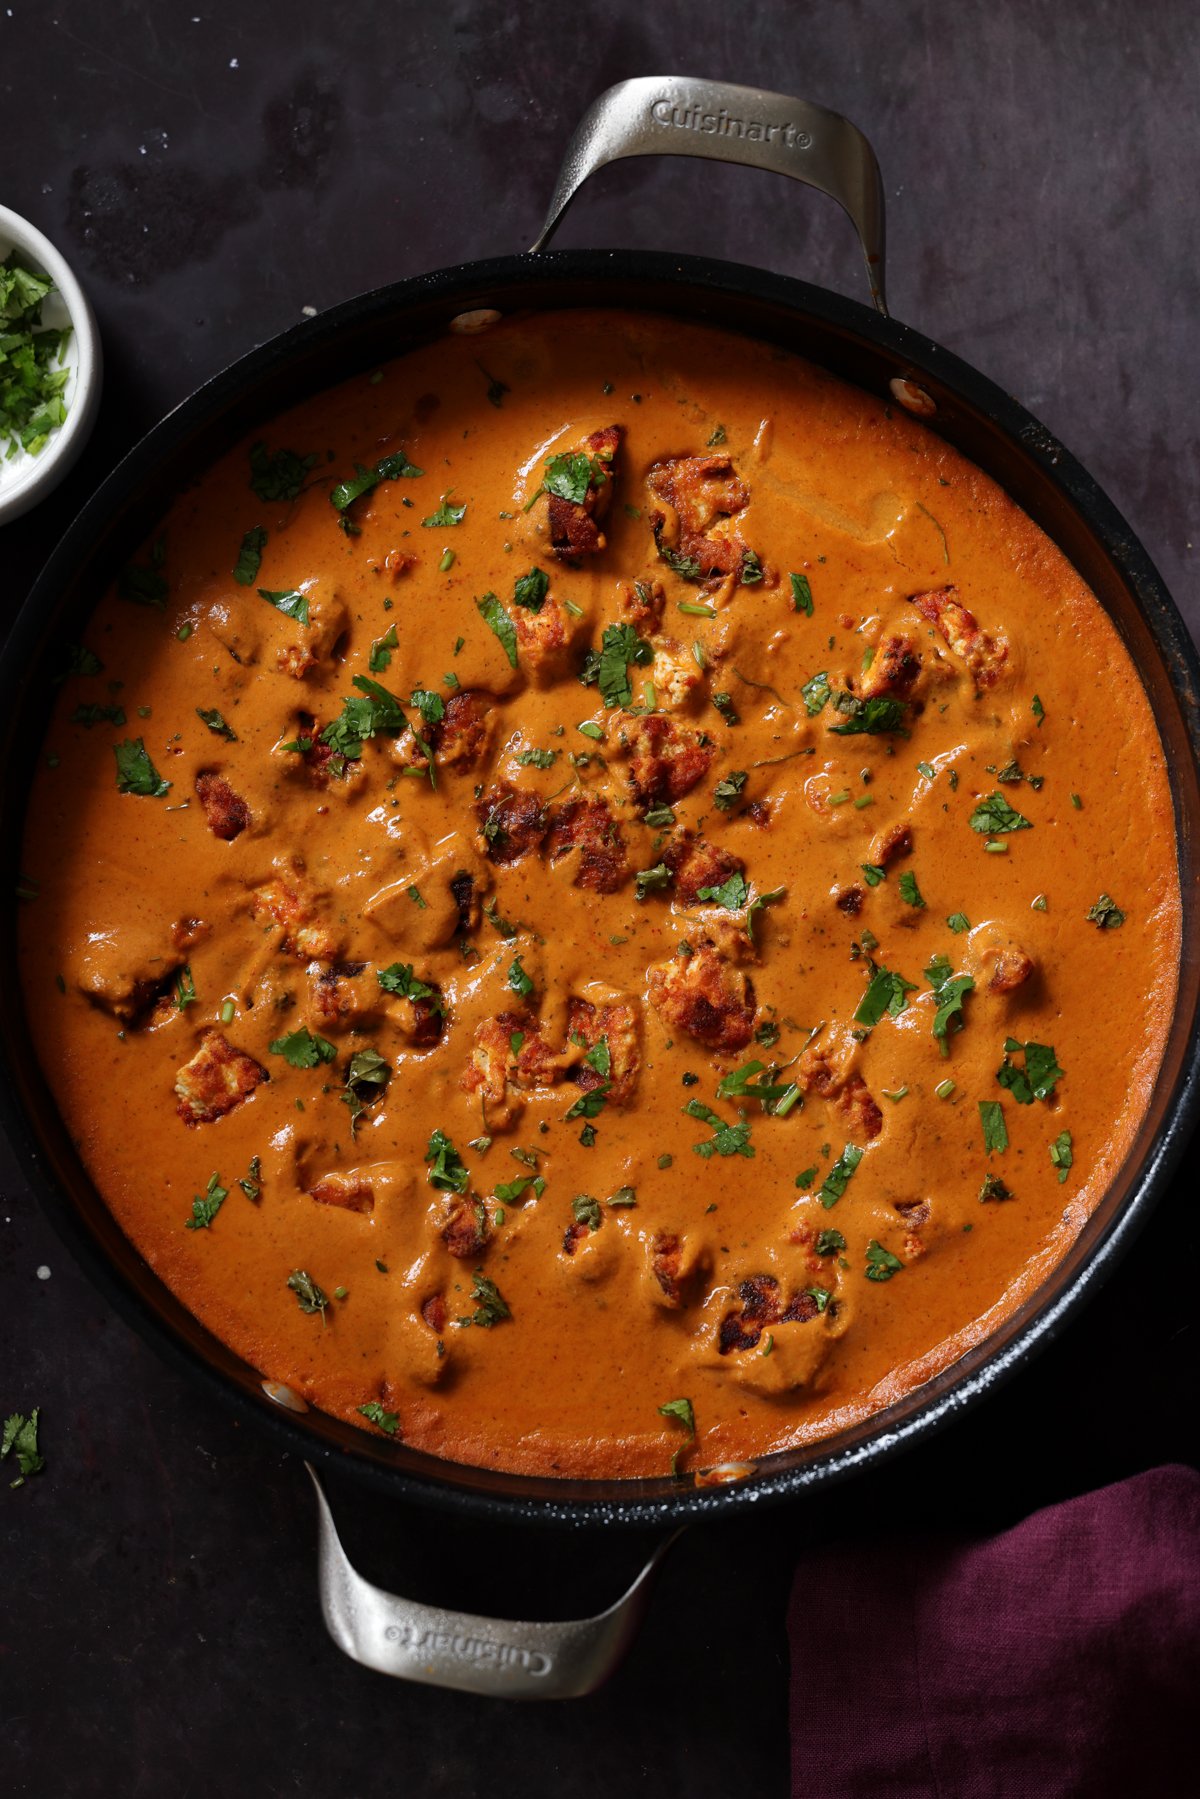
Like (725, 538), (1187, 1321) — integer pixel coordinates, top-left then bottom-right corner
(530, 76), (887, 313)
(306, 1463), (683, 1699)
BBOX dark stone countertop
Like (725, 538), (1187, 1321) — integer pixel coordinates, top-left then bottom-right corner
(2, 5), (1197, 1794)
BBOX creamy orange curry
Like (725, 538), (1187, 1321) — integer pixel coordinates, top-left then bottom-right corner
(20, 310), (1180, 1479)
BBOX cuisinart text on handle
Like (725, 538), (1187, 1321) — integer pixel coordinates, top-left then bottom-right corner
(384, 1622), (553, 1676)
(650, 97), (813, 149)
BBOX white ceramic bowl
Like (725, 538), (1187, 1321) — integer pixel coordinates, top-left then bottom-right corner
(0, 204), (102, 525)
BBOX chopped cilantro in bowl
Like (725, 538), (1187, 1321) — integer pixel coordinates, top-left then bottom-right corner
(0, 206), (102, 523)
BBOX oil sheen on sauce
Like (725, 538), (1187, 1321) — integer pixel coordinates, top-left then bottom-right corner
(20, 312), (1180, 1480)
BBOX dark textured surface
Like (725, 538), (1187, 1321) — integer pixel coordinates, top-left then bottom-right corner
(2, 5), (1197, 1794)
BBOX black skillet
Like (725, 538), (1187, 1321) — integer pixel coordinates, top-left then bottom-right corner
(2, 79), (1198, 1695)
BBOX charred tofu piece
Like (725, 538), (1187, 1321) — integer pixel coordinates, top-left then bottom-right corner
(449, 867), (481, 935)
(75, 921), (181, 1024)
(547, 425), (621, 560)
(646, 1231), (709, 1309)
(462, 1012), (562, 1126)
(250, 872), (343, 961)
(718, 1274), (824, 1354)
(869, 821), (913, 868)
(620, 715), (716, 810)
(175, 1030), (268, 1125)
(663, 830), (746, 907)
(196, 771), (250, 842)
(309, 1173), (375, 1214)
(441, 1200), (489, 1259)
(545, 797), (627, 894)
(860, 633), (923, 700)
(971, 936), (1037, 995)
(648, 940), (756, 1053)
(514, 595), (588, 686)
(797, 1045), (884, 1142)
(274, 587), (350, 680)
(621, 578), (666, 635)
(308, 962), (388, 1035)
(646, 454), (749, 584)
(910, 585), (1008, 688)
(475, 781), (549, 866)
(566, 995), (640, 1106)
(650, 639), (705, 712)
(433, 691), (490, 769)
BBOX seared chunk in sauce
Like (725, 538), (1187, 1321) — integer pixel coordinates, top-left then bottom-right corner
(648, 940), (756, 1052)
(646, 454), (749, 583)
(621, 715), (715, 809)
(175, 1031), (268, 1125)
(547, 425), (620, 560)
(196, 771), (250, 841)
(911, 585), (1008, 688)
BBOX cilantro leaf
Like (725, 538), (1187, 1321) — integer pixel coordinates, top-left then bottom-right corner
(635, 862), (671, 901)
(369, 623), (398, 672)
(113, 738), (170, 797)
(815, 1228), (845, 1255)
(518, 747), (558, 769)
(1, 1409), (44, 1485)
(508, 956), (534, 998)
(185, 1170), (228, 1231)
(422, 494), (467, 528)
(789, 572), (814, 616)
(580, 622), (654, 709)
(456, 1271), (511, 1328)
(657, 1396), (695, 1474)
(969, 791), (1032, 834)
(544, 451), (600, 505)
(410, 687), (446, 728)
(1049, 1129), (1073, 1184)
(855, 964), (917, 1027)
(233, 525), (267, 585)
(996, 1038), (1064, 1104)
(357, 1401), (400, 1434)
(696, 871), (750, 910)
(828, 694), (908, 736)
(196, 706), (236, 741)
(378, 962), (442, 1010)
(1086, 893), (1125, 929)
(713, 770), (748, 811)
(861, 863), (886, 887)
(476, 591), (519, 668)
(818, 1143), (863, 1208)
(330, 448), (423, 511)
(249, 442), (315, 501)
(287, 1269), (329, 1318)
(802, 671), (831, 716)
(746, 886), (785, 943)
(979, 1099), (1009, 1154)
(947, 911), (971, 933)
(684, 1098), (755, 1159)
(572, 1194), (602, 1232)
(925, 956), (975, 1051)
(898, 870), (926, 908)
(426, 1129), (470, 1194)
(258, 586), (311, 626)
(514, 567), (550, 612)
(865, 1240), (903, 1282)
(269, 1026), (337, 1069)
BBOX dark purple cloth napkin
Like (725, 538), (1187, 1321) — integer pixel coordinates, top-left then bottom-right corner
(789, 1466), (1200, 1798)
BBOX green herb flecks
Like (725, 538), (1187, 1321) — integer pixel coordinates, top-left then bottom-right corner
(269, 1026), (337, 1070)
(696, 871), (749, 911)
(185, 1171), (228, 1231)
(925, 955), (975, 1054)
(426, 1129), (470, 1195)
(828, 693), (908, 737)
(979, 1100), (1009, 1155)
(969, 791), (1032, 835)
(476, 591), (519, 668)
(658, 1396), (696, 1476)
(113, 738), (170, 798)
(865, 1240), (904, 1282)
(996, 1038), (1064, 1104)
(684, 1098), (755, 1159)
(422, 493), (467, 529)
(233, 525), (267, 586)
(579, 622), (654, 709)
(357, 1401), (399, 1435)
(456, 1271), (511, 1328)
(369, 623), (399, 672)
(287, 1269), (329, 1320)
(71, 701), (127, 728)
(713, 770), (748, 811)
(1086, 893), (1125, 930)
(258, 586), (311, 626)
(1049, 1129), (1073, 1184)
(196, 706), (236, 741)
(898, 871), (926, 909)
(330, 448), (423, 512)
(789, 572), (814, 616)
(342, 1048), (391, 1138)
(854, 964), (917, 1028)
(249, 442), (316, 502)
(513, 567), (550, 612)
(1, 1408), (45, 1486)
(818, 1143), (864, 1209)
(716, 1059), (802, 1117)
(0, 253), (71, 456)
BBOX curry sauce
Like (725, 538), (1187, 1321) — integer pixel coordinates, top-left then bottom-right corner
(19, 311), (1180, 1479)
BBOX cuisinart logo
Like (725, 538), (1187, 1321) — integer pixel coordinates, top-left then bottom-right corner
(384, 1622), (553, 1676)
(650, 97), (812, 149)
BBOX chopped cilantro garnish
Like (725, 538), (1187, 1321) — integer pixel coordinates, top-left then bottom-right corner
(513, 567), (549, 612)
(579, 622), (654, 709)
(185, 1171), (228, 1231)
(828, 694), (908, 736)
(925, 955), (974, 1052)
(1032, 694), (1045, 726)
(898, 870), (926, 908)
(854, 964), (917, 1027)
(475, 591), (519, 668)
(369, 623), (399, 672)
(456, 1271), (511, 1328)
(258, 586), (311, 626)
(1086, 893), (1125, 929)
(357, 1401), (400, 1434)
(789, 572), (814, 616)
(865, 1240), (903, 1282)
(861, 863), (886, 887)
(269, 1026), (337, 1069)
(174, 964), (196, 1011)
(947, 911), (971, 933)
(410, 687), (446, 728)
(113, 738), (170, 798)
(572, 1194), (602, 1232)
(696, 871), (749, 910)
(657, 1396), (695, 1474)
(0, 253), (71, 457)
(287, 1269), (329, 1319)
(713, 770), (748, 811)
(1049, 1129), (1073, 1184)
(249, 441), (315, 501)
(979, 1100), (1009, 1154)
(684, 1098), (755, 1159)
(1, 1408), (45, 1486)
(969, 791), (1032, 834)
(635, 862), (671, 901)
(330, 449), (422, 511)
(818, 1143), (863, 1208)
(740, 549), (764, 584)
(196, 706), (236, 741)
(233, 525), (267, 586)
(996, 1038), (1064, 1104)
(518, 747), (558, 768)
(801, 671), (831, 716)
(544, 450), (602, 505)
(426, 1128), (470, 1194)
(72, 701), (127, 728)
(422, 493), (467, 528)
(979, 1173), (1013, 1203)
(508, 955), (534, 998)
(814, 1227), (845, 1254)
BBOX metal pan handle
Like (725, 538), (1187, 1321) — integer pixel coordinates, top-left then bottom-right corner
(307, 1464), (682, 1699)
(531, 75), (887, 313)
